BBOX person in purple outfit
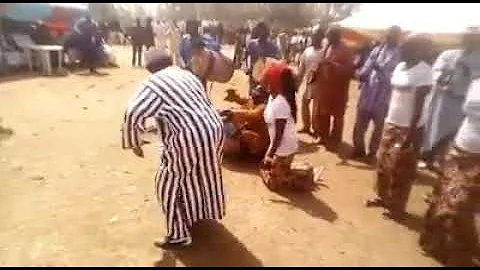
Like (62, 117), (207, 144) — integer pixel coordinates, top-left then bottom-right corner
(246, 21), (281, 97)
(351, 26), (402, 160)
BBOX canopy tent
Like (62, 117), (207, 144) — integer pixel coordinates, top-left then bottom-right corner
(339, 3), (480, 34)
(0, 3), (87, 33)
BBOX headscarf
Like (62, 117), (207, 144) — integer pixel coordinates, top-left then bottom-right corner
(260, 62), (299, 121)
(261, 62), (290, 93)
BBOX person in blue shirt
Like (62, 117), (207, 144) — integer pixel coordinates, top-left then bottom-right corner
(66, 15), (101, 74)
(202, 26), (221, 52)
(179, 20), (220, 70)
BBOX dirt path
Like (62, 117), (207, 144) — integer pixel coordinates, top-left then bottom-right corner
(0, 46), (440, 266)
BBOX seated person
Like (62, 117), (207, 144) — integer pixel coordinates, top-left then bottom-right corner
(220, 86), (270, 158)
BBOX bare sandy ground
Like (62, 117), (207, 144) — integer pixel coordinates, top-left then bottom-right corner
(0, 46), (440, 266)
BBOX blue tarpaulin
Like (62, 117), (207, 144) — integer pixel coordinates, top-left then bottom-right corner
(3, 3), (54, 22)
(0, 3), (87, 23)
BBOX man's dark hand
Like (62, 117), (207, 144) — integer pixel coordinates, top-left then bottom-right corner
(132, 147), (144, 158)
(224, 89), (239, 102)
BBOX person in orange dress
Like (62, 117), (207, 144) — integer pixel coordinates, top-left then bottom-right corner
(221, 86), (270, 158)
(314, 26), (354, 151)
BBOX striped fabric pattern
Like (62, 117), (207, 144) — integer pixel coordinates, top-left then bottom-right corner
(121, 66), (225, 243)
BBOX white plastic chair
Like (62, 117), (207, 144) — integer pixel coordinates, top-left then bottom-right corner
(11, 34), (63, 75)
(11, 33), (37, 71)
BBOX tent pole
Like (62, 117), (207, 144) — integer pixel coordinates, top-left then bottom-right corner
(0, 17), (6, 74)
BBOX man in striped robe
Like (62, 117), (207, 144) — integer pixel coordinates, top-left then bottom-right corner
(121, 50), (225, 249)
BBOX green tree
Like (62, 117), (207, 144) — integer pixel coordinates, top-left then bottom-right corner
(133, 4), (148, 20)
(150, 3), (360, 28)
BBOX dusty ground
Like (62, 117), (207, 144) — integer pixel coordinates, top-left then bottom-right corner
(0, 46), (440, 266)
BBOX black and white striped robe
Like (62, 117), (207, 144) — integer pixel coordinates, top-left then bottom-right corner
(121, 66), (225, 243)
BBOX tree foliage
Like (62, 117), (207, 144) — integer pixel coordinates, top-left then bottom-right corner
(88, 3), (144, 27)
(87, 3), (116, 22)
(88, 3), (360, 29)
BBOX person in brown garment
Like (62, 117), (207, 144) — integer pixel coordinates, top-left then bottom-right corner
(221, 86), (270, 158)
(314, 26), (354, 151)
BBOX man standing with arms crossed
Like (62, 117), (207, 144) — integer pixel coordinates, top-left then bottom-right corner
(352, 26), (402, 160)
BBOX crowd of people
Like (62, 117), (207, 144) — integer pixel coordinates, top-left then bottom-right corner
(123, 18), (225, 70)
(120, 18), (480, 266)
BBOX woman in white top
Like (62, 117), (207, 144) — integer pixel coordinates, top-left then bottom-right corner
(420, 78), (480, 266)
(366, 34), (434, 219)
(259, 62), (299, 190)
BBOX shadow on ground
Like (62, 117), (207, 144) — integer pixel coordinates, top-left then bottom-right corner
(222, 155), (261, 176)
(392, 212), (424, 234)
(222, 140), (321, 174)
(270, 185), (338, 223)
(0, 118), (14, 145)
(336, 159), (375, 171)
(76, 70), (110, 77)
(415, 171), (438, 187)
(333, 141), (376, 171)
(335, 141), (355, 161)
(297, 140), (320, 155)
(0, 69), (68, 84)
(154, 221), (263, 267)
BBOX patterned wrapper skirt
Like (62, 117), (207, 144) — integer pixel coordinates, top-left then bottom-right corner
(375, 123), (422, 213)
(261, 155), (295, 191)
(419, 146), (480, 266)
(260, 155), (317, 192)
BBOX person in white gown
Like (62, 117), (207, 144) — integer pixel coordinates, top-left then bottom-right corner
(166, 20), (182, 66)
(154, 20), (167, 50)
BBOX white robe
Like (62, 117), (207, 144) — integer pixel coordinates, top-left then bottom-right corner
(154, 23), (167, 49)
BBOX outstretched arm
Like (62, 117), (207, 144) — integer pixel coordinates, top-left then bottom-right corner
(225, 89), (251, 106)
(231, 104), (265, 124)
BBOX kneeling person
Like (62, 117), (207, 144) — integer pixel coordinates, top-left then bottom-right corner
(260, 63), (301, 190)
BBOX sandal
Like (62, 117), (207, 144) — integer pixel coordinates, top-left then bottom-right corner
(382, 210), (406, 221)
(365, 198), (385, 208)
(154, 237), (192, 250)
